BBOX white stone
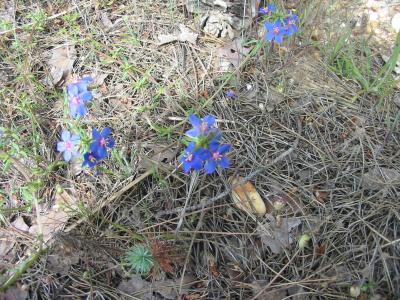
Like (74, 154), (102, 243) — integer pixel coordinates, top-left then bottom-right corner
(391, 13), (400, 33)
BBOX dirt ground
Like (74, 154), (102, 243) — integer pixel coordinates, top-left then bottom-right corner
(0, 0), (399, 299)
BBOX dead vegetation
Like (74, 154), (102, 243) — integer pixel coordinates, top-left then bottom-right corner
(0, 0), (399, 299)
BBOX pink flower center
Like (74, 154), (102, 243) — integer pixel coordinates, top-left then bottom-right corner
(89, 154), (95, 162)
(288, 20), (294, 25)
(262, 8), (268, 13)
(64, 140), (73, 150)
(273, 27), (280, 34)
(186, 153), (194, 162)
(71, 96), (80, 105)
(99, 137), (106, 146)
(212, 151), (222, 161)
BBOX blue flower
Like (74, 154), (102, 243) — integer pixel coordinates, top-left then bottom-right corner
(203, 140), (231, 174)
(225, 90), (235, 97)
(284, 14), (298, 36)
(89, 127), (115, 159)
(181, 142), (206, 173)
(259, 4), (276, 14)
(186, 114), (218, 137)
(56, 130), (81, 161)
(82, 151), (100, 168)
(67, 76), (92, 95)
(264, 19), (287, 44)
(67, 77), (93, 119)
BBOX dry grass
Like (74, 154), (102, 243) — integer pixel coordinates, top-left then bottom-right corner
(0, 0), (399, 299)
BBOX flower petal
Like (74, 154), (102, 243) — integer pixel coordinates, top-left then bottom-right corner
(198, 148), (211, 160)
(70, 134), (81, 142)
(275, 33), (284, 44)
(204, 160), (216, 174)
(63, 150), (72, 162)
(264, 22), (274, 30)
(202, 115), (216, 127)
(76, 104), (87, 117)
(191, 156), (203, 170)
(76, 81), (88, 92)
(182, 160), (191, 173)
(83, 76), (93, 82)
(67, 84), (78, 97)
(189, 114), (201, 126)
(90, 141), (99, 153)
(96, 146), (107, 159)
(266, 31), (275, 41)
(61, 130), (71, 141)
(101, 127), (111, 138)
(208, 140), (220, 152)
(268, 4), (276, 12)
(57, 142), (66, 152)
(219, 143), (231, 154)
(107, 138), (115, 148)
(72, 150), (81, 157)
(69, 104), (78, 118)
(186, 141), (196, 153)
(219, 156), (230, 168)
(79, 91), (92, 102)
(275, 19), (283, 27)
(92, 128), (101, 140)
(185, 127), (201, 137)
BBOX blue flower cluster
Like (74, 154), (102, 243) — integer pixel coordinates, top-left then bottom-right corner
(67, 76), (93, 118)
(259, 3), (298, 44)
(84, 127), (115, 167)
(57, 76), (114, 168)
(181, 114), (231, 174)
(57, 127), (114, 168)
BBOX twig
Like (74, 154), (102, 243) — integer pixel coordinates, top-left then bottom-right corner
(249, 249), (301, 300)
(64, 169), (153, 234)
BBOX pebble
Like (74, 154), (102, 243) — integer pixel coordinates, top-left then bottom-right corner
(391, 13), (400, 33)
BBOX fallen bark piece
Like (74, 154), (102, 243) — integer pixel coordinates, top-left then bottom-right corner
(229, 176), (267, 216)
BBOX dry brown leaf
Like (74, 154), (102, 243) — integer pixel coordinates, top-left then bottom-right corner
(0, 232), (15, 258)
(47, 245), (80, 274)
(185, 0), (209, 14)
(151, 240), (176, 273)
(0, 283), (28, 300)
(11, 216), (29, 232)
(362, 167), (400, 190)
(229, 176), (266, 216)
(100, 12), (113, 29)
(29, 190), (78, 243)
(158, 24), (198, 45)
(48, 45), (76, 85)
(117, 275), (152, 300)
(69, 156), (83, 176)
(92, 73), (108, 86)
(138, 146), (177, 171)
(315, 244), (326, 256)
(287, 286), (307, 300)
(313, 189), (329, 204)
(202, 11), (235, 39)
(118, 274), (195, 300)
(257, 214), (301, 254)
(216, 37), (250, 68)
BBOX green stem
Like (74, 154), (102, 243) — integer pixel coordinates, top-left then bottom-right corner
(0, 246), (47, 292)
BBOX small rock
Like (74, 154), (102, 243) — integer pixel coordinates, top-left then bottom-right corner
(391, 13), (400, 33)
